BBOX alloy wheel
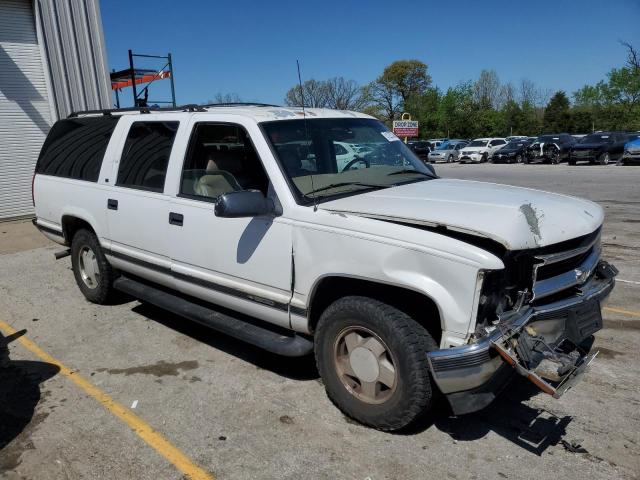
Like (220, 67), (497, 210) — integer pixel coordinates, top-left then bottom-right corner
(78, 245), (100, 289)
(333, 326), (397, 404)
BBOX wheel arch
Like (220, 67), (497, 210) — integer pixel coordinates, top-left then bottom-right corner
(306, 275), (443, 345)
(61, 214), (97, 244)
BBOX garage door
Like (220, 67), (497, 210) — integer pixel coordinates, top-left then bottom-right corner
(0, 0), (52, 219)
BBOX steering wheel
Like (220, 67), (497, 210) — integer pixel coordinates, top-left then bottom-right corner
(341, 157), (370, 172)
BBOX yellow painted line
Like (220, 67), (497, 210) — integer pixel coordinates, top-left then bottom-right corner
(0, 320), (214, 480)
(604, 306), (640, 319)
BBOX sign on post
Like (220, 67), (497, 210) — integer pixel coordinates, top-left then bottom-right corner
(392, 120), (419, 138)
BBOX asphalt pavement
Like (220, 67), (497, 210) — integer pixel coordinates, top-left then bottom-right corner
(0, 163), (638, 480)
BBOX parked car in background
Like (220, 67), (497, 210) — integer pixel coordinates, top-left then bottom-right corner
(569, 132), (630, 165)
(427, 139), (468, 163)
(407, 140), (431, 161)
(526, 134), (575, 164)
(490, 138), (532, 163)
(427, 138), (447, 150)
(459, 138), (507, 163)
(505, 135), (529, 142)
(619, 133), (640, 165)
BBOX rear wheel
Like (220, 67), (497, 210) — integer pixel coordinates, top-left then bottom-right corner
(599, 152), (611, 165)
(71, 229), (116, 304)
(516, 154), (523, 164)
(447, 154), (454, 163)
(315, 296), (438, 431)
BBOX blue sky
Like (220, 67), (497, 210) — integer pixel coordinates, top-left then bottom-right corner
(101, 0), (640, 107)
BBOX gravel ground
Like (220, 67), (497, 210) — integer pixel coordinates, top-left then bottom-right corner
(0, 164), (638, 480)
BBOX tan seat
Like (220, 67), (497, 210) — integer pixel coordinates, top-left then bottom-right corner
(194, 171), (241, 199)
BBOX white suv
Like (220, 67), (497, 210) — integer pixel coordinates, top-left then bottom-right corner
(32, 104), (615, 431)
(459, 138), (507, 163)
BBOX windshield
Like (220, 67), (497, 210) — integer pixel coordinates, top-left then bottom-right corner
(505, 141), (526, 148)
(262, 118), (436, 204)
(468, 140), (488, 147)
(436, 141), (454, 150)
(581, 134), (611, 143)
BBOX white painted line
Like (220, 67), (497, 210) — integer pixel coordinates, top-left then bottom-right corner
(131, 400), (138, 409)
(617, 279), (640, 286)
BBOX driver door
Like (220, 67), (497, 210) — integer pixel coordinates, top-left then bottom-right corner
(167, 120), (293, 328)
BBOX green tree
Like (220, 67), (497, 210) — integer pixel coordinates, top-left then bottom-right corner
(367, 60), (432, 122)
(543, 91), (572, 132)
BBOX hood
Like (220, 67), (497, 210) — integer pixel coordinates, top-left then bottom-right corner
(462, 146), (487, 152)
(320, 179), (603, 251)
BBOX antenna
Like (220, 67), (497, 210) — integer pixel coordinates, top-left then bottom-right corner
(296, 60), (318, 211)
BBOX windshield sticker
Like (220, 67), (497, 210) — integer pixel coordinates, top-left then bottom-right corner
(381, 131), (401, 142)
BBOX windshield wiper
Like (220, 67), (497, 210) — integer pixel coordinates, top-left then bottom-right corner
(387, 169), (434, 177)
(305, 182), (387, 195)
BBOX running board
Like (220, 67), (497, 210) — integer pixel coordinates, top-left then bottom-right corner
(113, 276), (313, 357)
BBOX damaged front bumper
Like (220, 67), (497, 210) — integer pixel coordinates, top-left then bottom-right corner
(427, 260), (617, 415)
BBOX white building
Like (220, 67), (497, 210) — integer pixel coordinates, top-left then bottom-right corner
(0, 0), (111, 219)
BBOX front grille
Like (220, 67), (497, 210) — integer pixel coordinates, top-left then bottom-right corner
(535, 247), (593, 280)
(531, 233), (601, 301)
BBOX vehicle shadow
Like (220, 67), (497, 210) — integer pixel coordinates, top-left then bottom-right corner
(129, 303), (570, 455)
(0, 330), (60, 469)
(131, 303), (319, 381)
(405, 376), (571, 455)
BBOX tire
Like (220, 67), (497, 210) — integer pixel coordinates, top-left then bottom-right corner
(315, 296), (438, 431)
(599, 152), (610, 165)
(71, 229), (117, 304)
(516, 154), (523, 164)
(447, 154), (453, 163)
(481, 153), (488, 163)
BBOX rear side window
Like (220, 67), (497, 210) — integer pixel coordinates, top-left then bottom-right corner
(36, 116), (119, 182)
(116, 121), (179, 192)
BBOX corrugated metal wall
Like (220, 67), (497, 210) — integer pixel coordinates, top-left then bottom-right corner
(0, 0), (110, 220)
(0, 0), (53, 219)
(36, 0), (112, 119)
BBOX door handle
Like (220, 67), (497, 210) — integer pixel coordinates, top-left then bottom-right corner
(107, 199), (118, 210)
(169, 212), (184, 226)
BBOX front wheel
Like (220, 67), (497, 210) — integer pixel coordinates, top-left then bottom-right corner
(447, 154), (454, 163)
(315, 296), (438, 431)
(71, 229), (117, 304)
(516, 154), (523, 164)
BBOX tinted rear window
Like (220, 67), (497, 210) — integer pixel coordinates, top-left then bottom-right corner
(116, 121), (179, 192)
(36, 117), (119, 182)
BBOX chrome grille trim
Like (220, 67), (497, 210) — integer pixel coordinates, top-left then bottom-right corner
(531, 234), (602, 301)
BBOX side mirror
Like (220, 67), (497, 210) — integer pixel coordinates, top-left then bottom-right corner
(214, 190), (274, 218)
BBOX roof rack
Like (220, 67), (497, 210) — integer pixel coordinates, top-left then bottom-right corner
(200, 102), (280, 108)
(67, 102), (280, 118)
